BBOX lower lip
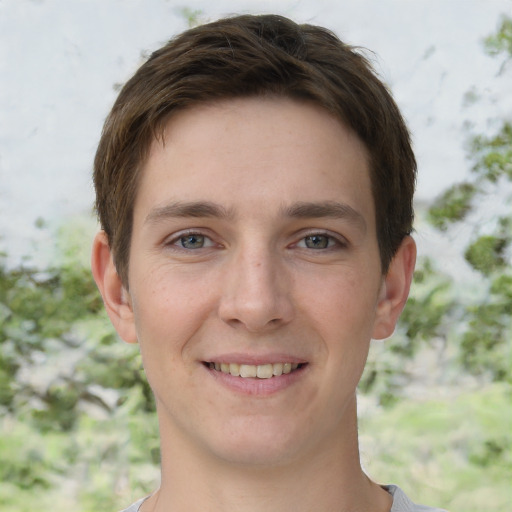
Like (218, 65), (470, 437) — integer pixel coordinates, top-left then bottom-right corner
(203, 364), (308, 396)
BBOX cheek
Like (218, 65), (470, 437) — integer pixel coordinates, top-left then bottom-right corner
(302, 268), (380, 334)
(300, 267), (380, 382)
(130, 269), (215, 362)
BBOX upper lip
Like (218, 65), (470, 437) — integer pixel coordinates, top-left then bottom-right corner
(202, 353), (308, 365)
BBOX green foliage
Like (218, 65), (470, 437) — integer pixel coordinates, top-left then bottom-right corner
(459, 270), (512, 381)
(464, 235), (509, 275)
(484, 15), (512, 58)
(360, 383), (512, 512)
(0, 252), (148, 431)
(431, 123), (512, 381)
(0, 218), (158, 510)
(176, 6), (204, 28)
(361, 257), (458, 407)
(427, 182), (477, 230)
(362, 13), (512, 429)
(421, 17), (512, 387)
(399, 258), (457, 343)
(0, 422), (54, 490)
(471, 122), (512, 181)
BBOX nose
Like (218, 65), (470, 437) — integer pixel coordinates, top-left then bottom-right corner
(218, 245), (294, 333)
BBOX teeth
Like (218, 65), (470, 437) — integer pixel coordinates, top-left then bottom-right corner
(273, 363), (283, 376)
(239, 364), (257, 378)
(256, 364), (273, 379)
(210, 362), (302, 379)
(229, 363), (240, 377)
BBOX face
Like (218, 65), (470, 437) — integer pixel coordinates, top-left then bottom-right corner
(97, 97), (413, 468)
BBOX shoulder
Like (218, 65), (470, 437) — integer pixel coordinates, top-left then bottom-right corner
(118, 496), (149, 512)
(385, 485), (448, 512)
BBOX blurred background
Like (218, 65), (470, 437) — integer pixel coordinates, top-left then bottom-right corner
(0, 1), (510, 511)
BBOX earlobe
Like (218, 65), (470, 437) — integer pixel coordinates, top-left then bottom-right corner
(91, 231), (138, 344)
(372, 236), (416, 340)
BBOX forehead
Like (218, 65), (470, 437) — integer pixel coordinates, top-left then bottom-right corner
(135, 97), (374, 224)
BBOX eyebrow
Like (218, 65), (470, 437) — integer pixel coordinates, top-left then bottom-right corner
(144, 200), (366, 232)
(145, 201), (233, 225)
(282, 201), (367, 232)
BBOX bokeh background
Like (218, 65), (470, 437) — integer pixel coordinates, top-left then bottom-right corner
(0, 1), (511, 511)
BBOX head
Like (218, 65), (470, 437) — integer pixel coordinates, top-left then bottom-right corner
(91, 15), (417, 472)
(93, 14), (416, 288)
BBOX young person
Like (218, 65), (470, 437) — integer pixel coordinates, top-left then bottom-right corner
(91, 14), (445, 512)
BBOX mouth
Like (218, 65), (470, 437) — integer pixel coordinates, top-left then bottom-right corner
(203, 362), (307, 379)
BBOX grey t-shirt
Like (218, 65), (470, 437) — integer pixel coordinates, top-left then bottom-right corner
(119, 485), (446, 511)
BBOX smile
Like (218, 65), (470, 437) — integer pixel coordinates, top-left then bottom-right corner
(206, 362), (304, 379)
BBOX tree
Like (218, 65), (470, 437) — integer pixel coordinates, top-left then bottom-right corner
(361, 16), (512, 404)
(427, 15), (512, 382)
(0, 220), (158, 512)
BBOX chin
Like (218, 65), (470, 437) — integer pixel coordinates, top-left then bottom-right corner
(204, 416), (316, 468)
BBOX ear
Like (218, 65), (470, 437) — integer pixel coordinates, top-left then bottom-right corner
(372, 236), (416, 340)
(91, 231), (138, 344)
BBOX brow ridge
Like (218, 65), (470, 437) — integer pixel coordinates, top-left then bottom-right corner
(145, 201), (233, 224)
(282, 201), (367, 231)
(144, 199), (366, 232)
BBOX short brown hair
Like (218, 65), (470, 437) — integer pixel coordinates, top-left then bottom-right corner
(94, 14), (416, 286)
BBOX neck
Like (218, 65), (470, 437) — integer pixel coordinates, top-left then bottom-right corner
(144, 395), (391, 512)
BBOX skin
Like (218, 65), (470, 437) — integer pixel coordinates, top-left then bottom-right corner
(92, 97), (416, 512)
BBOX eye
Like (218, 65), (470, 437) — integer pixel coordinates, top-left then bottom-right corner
(303, 234), (332, 249)
(295, 234), (338, 250)
(171, 233), (215, 250)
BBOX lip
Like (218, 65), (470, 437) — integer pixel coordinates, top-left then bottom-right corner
(202, 352), (308, 366)
(201, 353), (309, 396)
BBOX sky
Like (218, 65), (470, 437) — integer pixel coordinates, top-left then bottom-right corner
(0, 0), (511, 263)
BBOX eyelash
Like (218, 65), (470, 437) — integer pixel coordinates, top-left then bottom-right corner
(165, 230), (217, 250)
(164, 230), (347, 252)
(294, 231), (347, 251)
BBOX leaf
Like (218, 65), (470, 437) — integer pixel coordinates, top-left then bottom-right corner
(484, 16), (512, 57)
(427, 182), (477, 230)
(464, 235), (509, 275)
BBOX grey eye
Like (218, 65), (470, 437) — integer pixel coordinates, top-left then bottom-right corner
(304, 235), (330, 249)
(179, 234), (205, 249)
